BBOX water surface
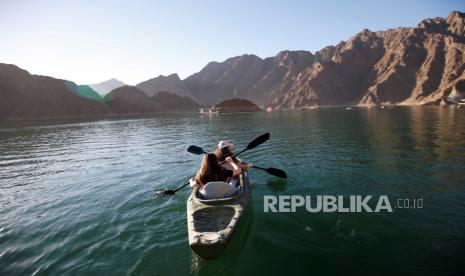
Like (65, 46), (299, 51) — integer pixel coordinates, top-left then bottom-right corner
(1, 107), (465, 275)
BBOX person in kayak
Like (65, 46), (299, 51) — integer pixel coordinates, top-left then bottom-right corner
(214, 141), (254, 187)
(189, 153), (242, 199)
(189, 153), (241, 188)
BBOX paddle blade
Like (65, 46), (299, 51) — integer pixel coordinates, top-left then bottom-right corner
(246, 133), (270, 150)
(265, 167), (287, 179)
(155, 189), (175, 196)
(187, 145), (206, 155)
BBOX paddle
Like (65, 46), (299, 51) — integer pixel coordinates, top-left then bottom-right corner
(187, 147), (287, 178)
(187, 132), (270, 164)
(232, 132), (270, 158)
(187, 137), (286, 178)
(187, 145), (207, 155)
(155, 133), (270, 196)
(252, 166), (287, 179)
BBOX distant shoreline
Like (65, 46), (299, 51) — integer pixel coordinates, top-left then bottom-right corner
(1, 105), (460, 126)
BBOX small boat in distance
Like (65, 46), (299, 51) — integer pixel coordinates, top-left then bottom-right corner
(199, 108), (219, 115)
(346, 106), (352, 110)
(266, 107), (273, 112)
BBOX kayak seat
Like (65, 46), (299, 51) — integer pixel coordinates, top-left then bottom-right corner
(199, 181), (234, 199)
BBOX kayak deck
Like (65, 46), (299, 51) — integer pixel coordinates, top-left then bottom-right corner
(186, 170), (251, 259)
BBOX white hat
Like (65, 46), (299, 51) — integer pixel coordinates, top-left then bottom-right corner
(218, 140), (234, 149)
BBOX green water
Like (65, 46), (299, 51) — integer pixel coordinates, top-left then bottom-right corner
(1, 107), (464, 275)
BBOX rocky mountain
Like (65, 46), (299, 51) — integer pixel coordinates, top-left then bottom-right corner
(182, 51), (315, 106)
(271, 11), (465, 108)
(103, 86), (200, 114)
(103, 86), (164, 115)
(89, 78), (126, 96)
(2, 10), (464, 119)
(136, 73), (200, 102)
(0, 63), (114, 120)
(152, 91), (200, 111)
(176, 11), (465, 108)
(0, 64), (199, 120)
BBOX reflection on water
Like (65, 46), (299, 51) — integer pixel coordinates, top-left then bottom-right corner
(1, 107), (465, 275)
(266, 178), (287, 192)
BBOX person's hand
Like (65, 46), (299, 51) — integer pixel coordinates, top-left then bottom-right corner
(189, 178), (197, 188)
(225, 157), (233, 163)
(248, 163), (255, 168)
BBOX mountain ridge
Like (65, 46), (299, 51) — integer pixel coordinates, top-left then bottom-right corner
(1, 10), (464, 120)
(165, 10), (463, 108)
(89, 78), (126, 96)
(0, 64), (199, 120)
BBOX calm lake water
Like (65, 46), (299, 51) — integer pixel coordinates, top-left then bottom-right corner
(1, 107), (465, 275)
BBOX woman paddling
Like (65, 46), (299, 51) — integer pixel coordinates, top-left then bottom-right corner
(214, 141), (254, 186)
(213, 141), (254, 177)
(189, 153), (242, 198)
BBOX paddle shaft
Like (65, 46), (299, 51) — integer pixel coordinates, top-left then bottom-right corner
(218, 148), (246, 165)
(218, 132), (269, 165)
(172, 181), (190, 193)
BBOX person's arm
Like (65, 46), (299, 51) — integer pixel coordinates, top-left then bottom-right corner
(233, 157), (254, 169)
(226, 157), (242, 176)
(237, 162), (254, 169)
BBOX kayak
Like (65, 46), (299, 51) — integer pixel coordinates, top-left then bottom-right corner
(186, 169), (251, 259)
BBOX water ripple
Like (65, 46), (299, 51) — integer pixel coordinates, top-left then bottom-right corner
(1, 109), (465, 275)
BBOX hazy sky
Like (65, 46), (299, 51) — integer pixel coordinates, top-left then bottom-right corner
(0, 0), (462, 85)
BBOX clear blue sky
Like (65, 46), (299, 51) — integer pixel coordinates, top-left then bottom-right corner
(0, 0), (462, 85)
